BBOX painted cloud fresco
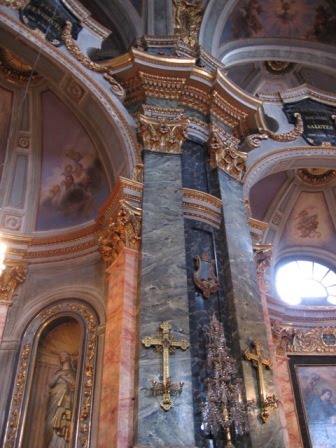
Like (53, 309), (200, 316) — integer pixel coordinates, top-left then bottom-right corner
(36, 90), (110, 231)
(221, 0), (336, 44)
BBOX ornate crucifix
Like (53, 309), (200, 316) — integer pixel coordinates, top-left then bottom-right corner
(244, 339), (278, 423)
(142, 321), (190, 411)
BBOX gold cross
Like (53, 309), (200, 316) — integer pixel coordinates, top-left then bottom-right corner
(244, 339), (278, 423)
(142, 321), (189, 411)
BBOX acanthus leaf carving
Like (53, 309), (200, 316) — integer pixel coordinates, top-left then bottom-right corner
(137, 114), (189, 153)
(97, 200), (142, 266)
(0, 264), (27, 303)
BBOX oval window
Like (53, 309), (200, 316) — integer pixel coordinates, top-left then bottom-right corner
(275, 259), (336, 306)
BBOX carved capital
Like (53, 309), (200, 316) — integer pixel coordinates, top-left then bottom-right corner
(0, 264), (27, 303)
(216, 145), (247, 182)
(98, 200), (142, 266)
(208, 129), (246, 181)
(137, 114), (189, 154)
(246, 113), (303, 148)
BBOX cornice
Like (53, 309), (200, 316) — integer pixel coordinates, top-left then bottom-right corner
(182, 188), (222, 229)
(104, 47), (262, 137)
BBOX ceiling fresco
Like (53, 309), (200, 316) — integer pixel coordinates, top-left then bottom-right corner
(279, 191), (336, 252)
(220, 0), (336, 45)
(36, 90), (110, 231)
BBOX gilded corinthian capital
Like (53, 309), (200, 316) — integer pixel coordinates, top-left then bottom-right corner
(137, 114), (189, 154)
(0, 264), (27, 302)
(208, 131), (247, 182)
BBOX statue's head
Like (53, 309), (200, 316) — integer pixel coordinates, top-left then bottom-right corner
(59, 351), (70, 364)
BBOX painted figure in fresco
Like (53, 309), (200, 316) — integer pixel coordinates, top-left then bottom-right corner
(45, 351), (76, 448)
(307, 388), (336, 447)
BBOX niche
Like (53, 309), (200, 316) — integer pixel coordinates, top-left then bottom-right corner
(22, 317), (81, 448)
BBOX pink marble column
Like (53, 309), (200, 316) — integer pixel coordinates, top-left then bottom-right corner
(257, 271), (292, 447)
(98, 247), (139, 448)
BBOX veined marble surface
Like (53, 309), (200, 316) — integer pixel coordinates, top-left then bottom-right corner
(136, 151), (195, 448)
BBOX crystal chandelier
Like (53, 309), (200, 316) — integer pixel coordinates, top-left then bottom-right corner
(202, 315), (249, 447)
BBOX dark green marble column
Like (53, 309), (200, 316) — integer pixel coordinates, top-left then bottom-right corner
(218, 169), (285, 448)
(135, 149), (195, 447)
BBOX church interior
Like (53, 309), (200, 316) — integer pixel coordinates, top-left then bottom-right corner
(0, 1), (336, 447)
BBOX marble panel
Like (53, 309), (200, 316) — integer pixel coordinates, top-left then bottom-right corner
(218, 170), (285, 448)
(136, 151), (195, 448)
(0, 304), (8, 342)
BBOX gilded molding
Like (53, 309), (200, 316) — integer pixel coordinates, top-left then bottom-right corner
(0, 0), (28, 8)
(4, 343), (31, 447)
(62, 22), (125, 99)
(0, 263), (27, 302)
(98, 200), (142, 266)
(137, 114), (189, 154)
(272, 325), (336, 355)
(173, 0), (203, 48)
(246, 113), (304, 148)
(4, 301), (98, 448)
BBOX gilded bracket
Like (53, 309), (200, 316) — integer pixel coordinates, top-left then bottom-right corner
(142, 321), (189, 411)
(137, 114), (189, 154)
(62, 22), (125, 99)
(0, 263), (27, 303)
(246, 112), (303, 148)
(243, 339), (278, 423)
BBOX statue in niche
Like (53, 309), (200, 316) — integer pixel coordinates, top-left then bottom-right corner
(45, 351), (77, 448)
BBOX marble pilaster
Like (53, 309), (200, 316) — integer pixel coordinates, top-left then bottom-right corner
(135, 150), (195, 448)
(98, 248), (139, 448)
(0, 303), (9, 342)
(218, 169), (286, 448)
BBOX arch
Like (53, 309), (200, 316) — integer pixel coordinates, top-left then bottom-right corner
(3, 299), (99, 448)
(11, 286), (105, 341)
(0, 12), (139, 179)
(219, 39), (336, 73)
(244, 146), (336, 199)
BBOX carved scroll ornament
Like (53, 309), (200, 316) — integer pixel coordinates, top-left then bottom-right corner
(62, 22), (125, 99)
(246, 112), (303, 148)
(137, 114), (189, 154)
(98, 200), (142, 266)
(0, 264), (27, 302)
